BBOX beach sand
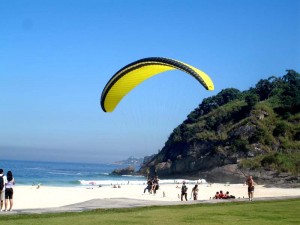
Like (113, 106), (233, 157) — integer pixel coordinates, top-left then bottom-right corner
(11, 182), (300, 210)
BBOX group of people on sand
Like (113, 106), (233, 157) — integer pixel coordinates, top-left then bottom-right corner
(0, 169), (15, 212)
(180, 181), (199, 201)
(213, 190), (235, 199)
(180, 175), (256, 202)
(212, 176), (255, 201)
(144, 175), (160, 194)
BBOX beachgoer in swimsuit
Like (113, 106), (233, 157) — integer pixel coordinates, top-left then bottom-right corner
(191, 184), (199, 200)
(151, 176), (160, 194)
(219, 190), (224, 199)
(246, 175), (255, 201)
(213, 191), (219, 199)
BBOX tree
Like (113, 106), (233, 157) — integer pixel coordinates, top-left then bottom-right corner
(255, 78), (273, 100)
(245, 93), (259, 109)
(216, 88), (241, 105)
(280, 70), (300, 110)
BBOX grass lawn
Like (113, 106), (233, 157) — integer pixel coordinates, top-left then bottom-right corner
(1, 199), (300, 225)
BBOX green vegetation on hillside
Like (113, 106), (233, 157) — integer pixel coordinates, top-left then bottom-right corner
(240, 152), (300, 174)
(142, 70), (300, 176)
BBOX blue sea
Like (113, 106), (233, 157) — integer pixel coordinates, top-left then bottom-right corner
(0, 159), (147, 187)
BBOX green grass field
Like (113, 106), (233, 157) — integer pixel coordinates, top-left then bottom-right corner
(1, 199), (300, 225)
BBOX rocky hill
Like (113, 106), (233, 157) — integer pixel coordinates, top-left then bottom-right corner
(139, 70), (300, 187)
(113, 156), (143, 167)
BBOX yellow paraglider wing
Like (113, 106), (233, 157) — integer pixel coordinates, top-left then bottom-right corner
(100, 57), (214, 112)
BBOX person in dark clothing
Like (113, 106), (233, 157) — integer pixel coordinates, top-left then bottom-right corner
(181, 181), (188, 201)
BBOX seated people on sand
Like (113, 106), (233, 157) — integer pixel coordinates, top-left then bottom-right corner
(214, 190), (236, 199)
(223, 191), (229, 199)
(218, 190), (224, 199)
(213, 191), (220, 199)
(223, 191), (236, 199)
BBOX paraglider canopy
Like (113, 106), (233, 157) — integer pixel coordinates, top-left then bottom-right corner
(100, 57), (214, 112)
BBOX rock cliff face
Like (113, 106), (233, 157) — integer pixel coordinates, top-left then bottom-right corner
(111, 166), (135, 175)
(139, 117), (300, 186)
(139, 71), (300, 187)
(139, 109), (273, 182)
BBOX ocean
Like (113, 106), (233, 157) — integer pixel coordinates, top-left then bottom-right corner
(0, 160), (206, 187)
(0, 159), (147, 187)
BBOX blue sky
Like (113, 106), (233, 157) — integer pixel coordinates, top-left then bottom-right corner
(0, 0), (299, 163)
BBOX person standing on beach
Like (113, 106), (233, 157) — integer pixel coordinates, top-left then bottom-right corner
(0, 169), (8, 211)
(5, 171), (15, 211)
(246, 175), (255, 201)
(191, 184), (199, 200)
(181, 181), (188, 201)
(144, 178), (152, 193)
(151, 176), (160, 194)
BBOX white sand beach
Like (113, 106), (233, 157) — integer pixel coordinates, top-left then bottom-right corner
(11, 183), (300, 210)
